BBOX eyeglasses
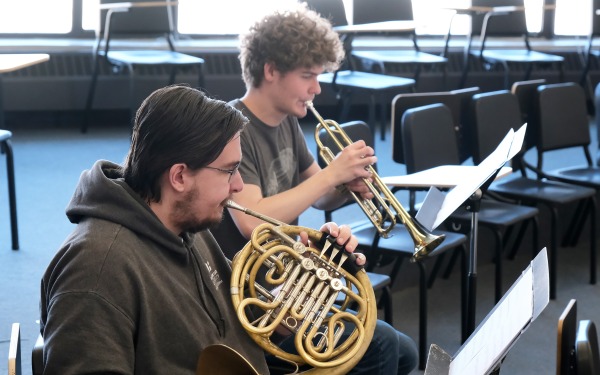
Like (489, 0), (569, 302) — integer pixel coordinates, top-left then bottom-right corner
(203, 162), (240, 183)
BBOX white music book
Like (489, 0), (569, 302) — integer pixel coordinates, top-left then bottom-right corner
(424, 247), (550, 375)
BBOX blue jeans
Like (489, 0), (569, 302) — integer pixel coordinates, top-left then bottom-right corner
(348, 320), (418, 375)
(270, 319), (418, 375)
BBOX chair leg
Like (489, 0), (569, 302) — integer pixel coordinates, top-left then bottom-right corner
(378, 93), (386, 142)
(368, 93), (377, 138)
(562, 200), (587, 247)
(82, 55), (102, 133)
(549, 206), (559, 300)
(442, 246), (461, 279)
(492, 229), (504, 303)
(197, 63), (206, 89)
(380, 285), (393, 326)
(427, 252), (446, 289)
(3, 139), (18, 250)
(127, 64), (136, 127)
(417, 261), (427, 370)
(589, 197), (597, 285)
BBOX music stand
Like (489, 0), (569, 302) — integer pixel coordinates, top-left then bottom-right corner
(424, 247), (550, 375)
(416, 124), (527, 339)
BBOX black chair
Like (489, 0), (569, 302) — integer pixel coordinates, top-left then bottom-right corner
(452, 0), (564, 89)
(305, 0), (416, 141)
(467, 89), (597, 300)
(317, 120), (468, 370)
(350, 0), (448, 88)
(391, 86), (481, 169)
(0, 130), (18, 250)
(533, 83), (600, 190)
(511, 79), (546, 123)
(82, 0), (205, 133)
(401, 103), (540, 303)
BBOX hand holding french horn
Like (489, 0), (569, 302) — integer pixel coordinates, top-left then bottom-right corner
(226, 200), (377, 374)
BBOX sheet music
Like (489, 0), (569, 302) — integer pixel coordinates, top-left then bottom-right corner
(417, 125), (526, 231)
(449, 262), (534, 374)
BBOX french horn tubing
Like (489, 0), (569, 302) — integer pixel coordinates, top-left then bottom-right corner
(226, 200), (377, 374)
(307, 101), (444, 261)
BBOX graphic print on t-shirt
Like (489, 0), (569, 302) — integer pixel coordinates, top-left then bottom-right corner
(265, 148), (296, 197)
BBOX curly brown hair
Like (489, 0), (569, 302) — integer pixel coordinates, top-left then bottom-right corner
(238, 3), (345, 89)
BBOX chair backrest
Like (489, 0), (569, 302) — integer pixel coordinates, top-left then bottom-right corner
(317, 120), (375, 222)
(592, 0), (600, 37)
(99, 0), (175, 37)
(576, 320), (600, 375)
(304, 0), (349, 27)
(511, 79), (547, 136)
(401, 103), (461, 175)
(468, 90), (525, 165)
(391, 87), (480, 165)
(470, 0), (528, 37)
(557, 299), (577, 375)
(536, 82), (592, 154)
(352, 0), (414, 24)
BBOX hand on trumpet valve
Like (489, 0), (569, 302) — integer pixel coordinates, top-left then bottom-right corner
(329, 140), (376, 180)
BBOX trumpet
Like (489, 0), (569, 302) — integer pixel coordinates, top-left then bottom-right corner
(307, 101), (444, 261)
(225, 200), (377, 374)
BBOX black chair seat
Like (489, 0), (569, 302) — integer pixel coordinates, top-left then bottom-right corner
(491, 175), (596, 206)
(546, 166), (600, 188)
(450, 199), (539, 227)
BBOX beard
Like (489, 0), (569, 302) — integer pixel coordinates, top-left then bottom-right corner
(172, 189), (226, 234)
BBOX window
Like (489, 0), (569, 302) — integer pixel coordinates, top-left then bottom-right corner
(0, 0), (592, 38)
(0, 0), (72, 34)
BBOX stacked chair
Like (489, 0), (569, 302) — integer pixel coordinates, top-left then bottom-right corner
(398, 103), (540, 305)
(350, 0), (448, 89)
(448, 0), (564, 89)
(466, 87), (597, 300)
(82, 0), (205, 132)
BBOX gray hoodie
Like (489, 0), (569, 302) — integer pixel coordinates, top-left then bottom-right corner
(40, 160), (269, 374)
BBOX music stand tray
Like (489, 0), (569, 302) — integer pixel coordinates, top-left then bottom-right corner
(424, 248), (550, 375)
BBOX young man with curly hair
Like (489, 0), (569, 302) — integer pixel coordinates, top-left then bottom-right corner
(212, 4), (419, 374)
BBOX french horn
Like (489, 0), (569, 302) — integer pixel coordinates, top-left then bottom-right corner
(226, 200), (377, 374)
(307, 101), (444, 261)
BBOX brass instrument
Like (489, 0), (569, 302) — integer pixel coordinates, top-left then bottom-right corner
(307, 101), (444, 261)
(225, 200), (377, 375)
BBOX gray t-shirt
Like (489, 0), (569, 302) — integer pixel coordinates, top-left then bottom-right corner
(211, 99), (315, 259)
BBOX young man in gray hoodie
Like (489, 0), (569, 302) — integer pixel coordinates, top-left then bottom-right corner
(39, 84), (365, 374)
